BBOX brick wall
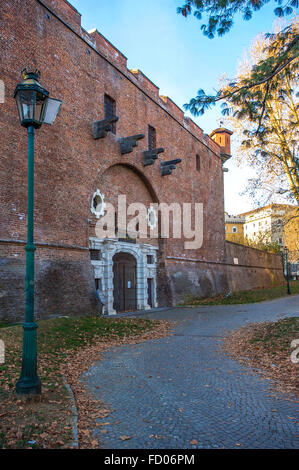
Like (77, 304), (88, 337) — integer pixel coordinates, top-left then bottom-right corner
(0, 0), (284, 321)
(224, 241), (284, 292)
(164, 241), (284, 305)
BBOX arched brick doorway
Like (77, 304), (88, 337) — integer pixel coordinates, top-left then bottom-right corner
(113, 252), (137, 313)
(88, 163), (165, 315)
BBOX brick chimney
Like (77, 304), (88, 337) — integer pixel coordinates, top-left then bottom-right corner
(210, 127), (233, 163)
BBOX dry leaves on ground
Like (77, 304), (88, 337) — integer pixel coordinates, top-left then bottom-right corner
(61, 320), (173, 448)
(222, 317), (298, 398)
(0, 319), (173, 449)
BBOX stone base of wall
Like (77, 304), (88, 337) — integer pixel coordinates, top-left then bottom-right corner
(166, 242), (284, 305)
(166, 260), (229, 305)
(0, 241), (285, 322)
(0, 244), (100, 323)
(225, 241), (284, 292)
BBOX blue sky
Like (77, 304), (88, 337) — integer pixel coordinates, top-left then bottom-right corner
(70, 0), (278, 213)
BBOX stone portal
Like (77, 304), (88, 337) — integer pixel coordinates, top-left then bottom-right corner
(90, 238), (158, 315)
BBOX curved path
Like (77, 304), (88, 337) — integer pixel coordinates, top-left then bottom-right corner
(82, 295), (299, 449)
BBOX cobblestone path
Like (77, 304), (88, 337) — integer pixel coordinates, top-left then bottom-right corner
(82, 295), (299, 449)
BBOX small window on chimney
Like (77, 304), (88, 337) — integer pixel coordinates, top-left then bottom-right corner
(196, 154), (200, 172)
(148, 125), (156, 150)
(104, 94), (116, 134)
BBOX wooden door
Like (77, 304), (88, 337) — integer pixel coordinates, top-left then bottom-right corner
(147, 278), (153, 307)
(113, 252), (137, 312)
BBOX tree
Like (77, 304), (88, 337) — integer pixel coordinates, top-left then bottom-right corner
(281, 207), (299, 261)
(177, 1), (298, 38)
(177, 1), (299, 135)
(224, 24), (299, 204)
(242, 205), (299, 259)
(243, 235), (282, 253)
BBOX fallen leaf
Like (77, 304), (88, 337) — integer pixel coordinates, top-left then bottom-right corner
(120, 435), (131, 441)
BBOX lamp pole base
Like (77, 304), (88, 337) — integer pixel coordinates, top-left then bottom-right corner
(16, 321), (41, 395)
(16, 375), (41, 395)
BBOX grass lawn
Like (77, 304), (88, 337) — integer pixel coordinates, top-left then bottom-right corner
(184, 281), (299, 306)
(249, 316), (298, 352)
(0, 316), (170, 449)
(223, 316), (299, 397)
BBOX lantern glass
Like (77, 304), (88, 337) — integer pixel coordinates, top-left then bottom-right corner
(16, 90), (35, 122)
(35, 90), (48, 123)
(15, 89), (48, 128)
(43, 97), (62, 125)
(16, 92), (24, 123)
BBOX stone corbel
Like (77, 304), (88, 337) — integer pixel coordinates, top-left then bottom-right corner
(161, 158), (182, 176)
(120, 134), (145, 154)
(92, 116), (119, 139)
(220, 153), (231, 165)
(143, 147), (165, 166)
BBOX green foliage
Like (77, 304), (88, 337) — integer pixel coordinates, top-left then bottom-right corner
(182, 22), (298, 120)
(244, 237), (282, 253)
(232, 23), (299, 203)
(178, 9), (299, 203)
(177, 3), (299, 186)
(37, 316), (154, 353)
(177, 1), (298, 38)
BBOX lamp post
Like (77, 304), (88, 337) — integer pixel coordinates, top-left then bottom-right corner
(14, 69), (62, 395)
(283, 246), (291, 296)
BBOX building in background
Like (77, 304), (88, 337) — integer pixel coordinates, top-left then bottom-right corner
(224, 214), (245, 244)
(240, 204), (298, 256)
(225, 204), (298, 264)
(281, 206), (299, 265)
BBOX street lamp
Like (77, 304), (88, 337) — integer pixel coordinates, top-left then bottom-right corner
(283, 246), (291, 296)
(14, 69), (62, 395)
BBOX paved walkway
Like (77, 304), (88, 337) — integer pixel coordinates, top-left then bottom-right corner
(82, 296), (299, 449)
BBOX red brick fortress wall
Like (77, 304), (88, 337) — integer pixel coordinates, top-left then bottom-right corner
(0, 0), (284, 320)
(224, 241), (284, 292)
